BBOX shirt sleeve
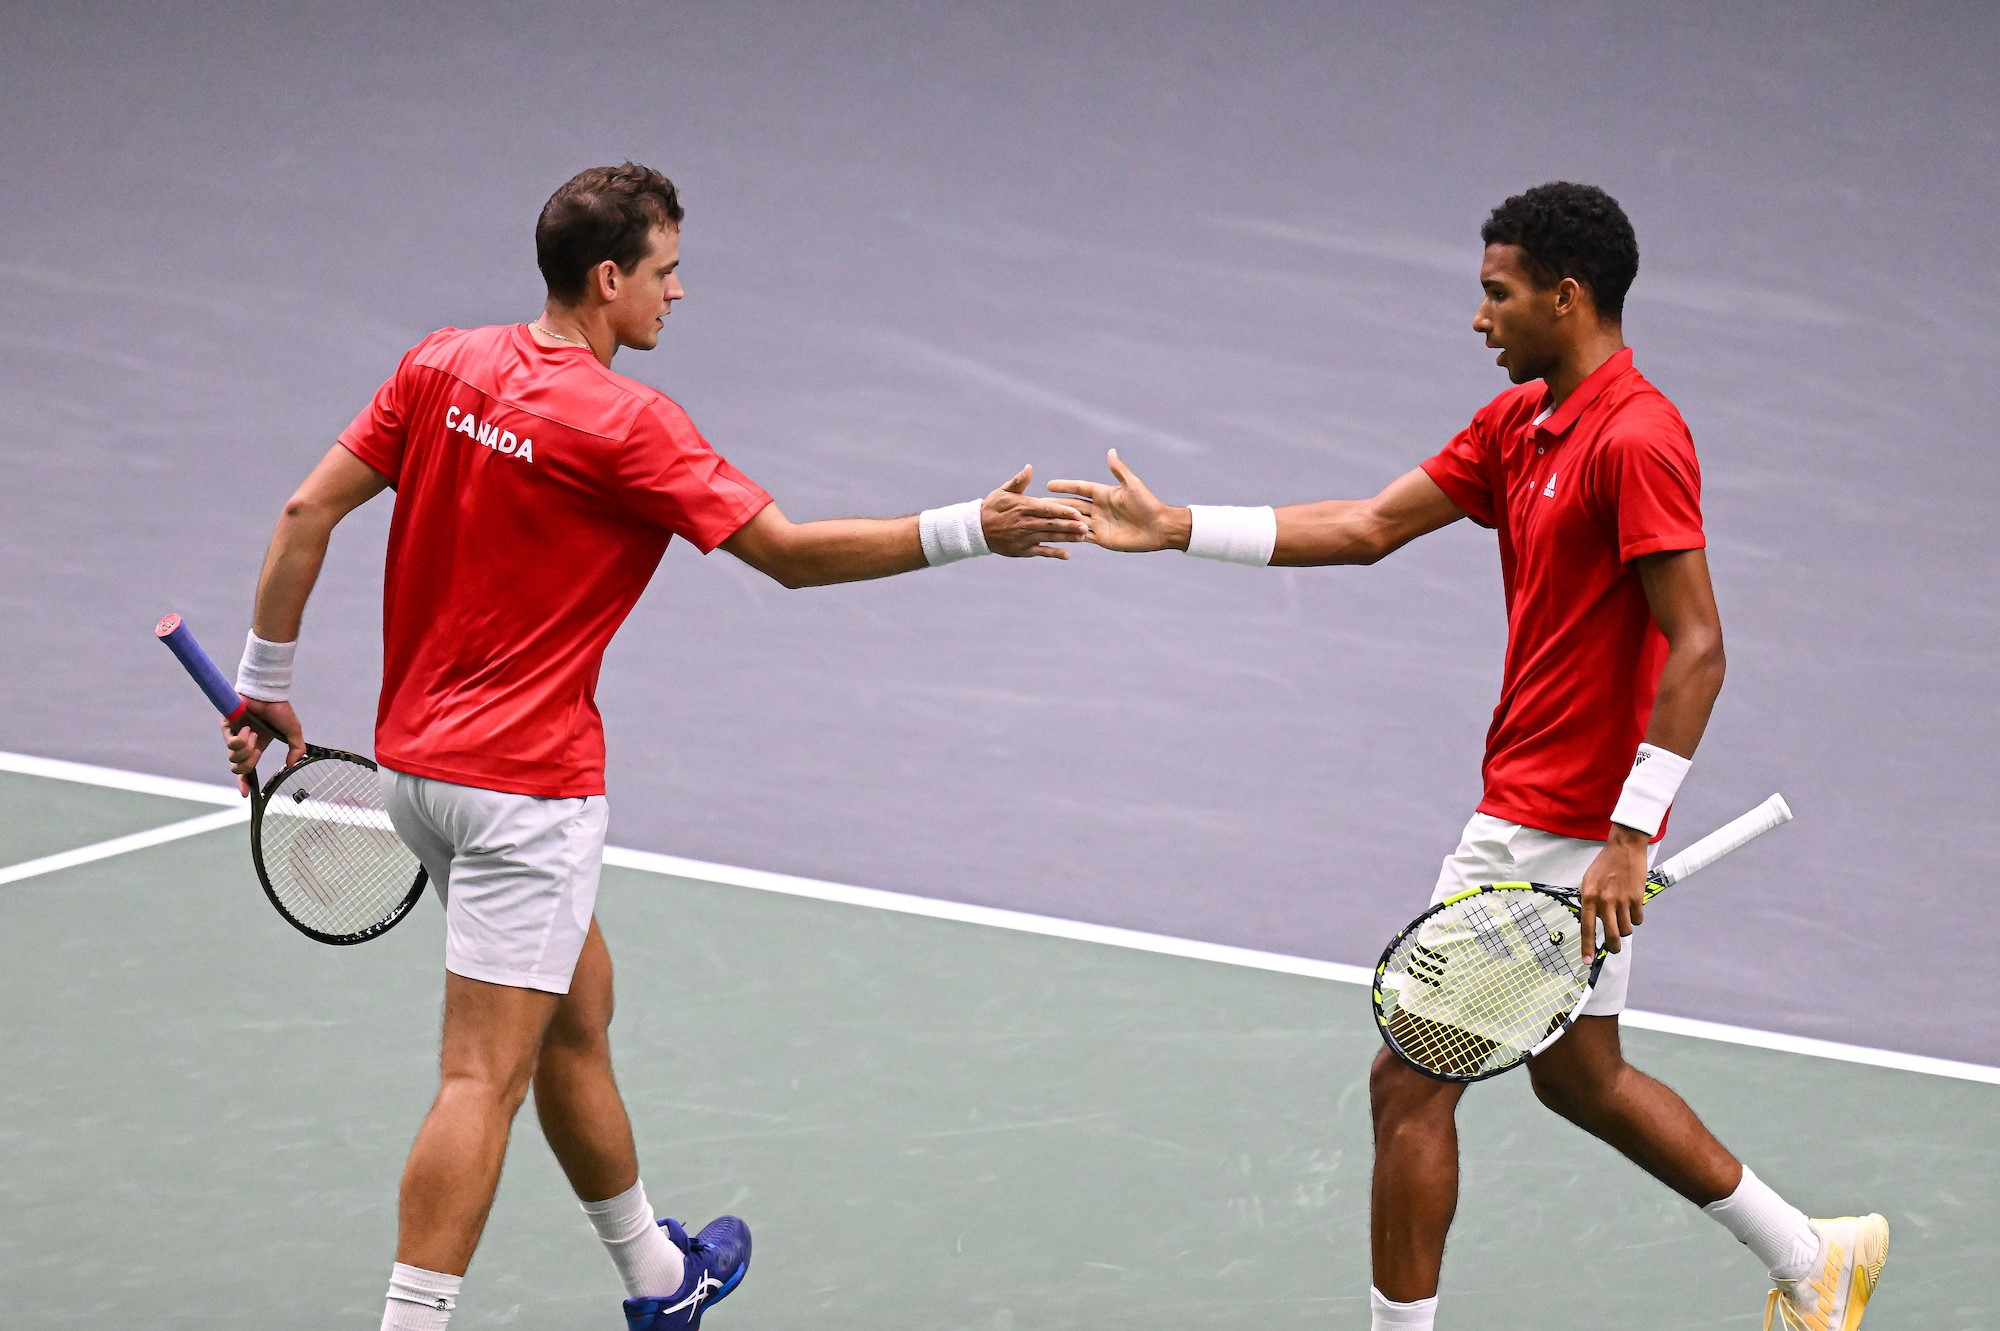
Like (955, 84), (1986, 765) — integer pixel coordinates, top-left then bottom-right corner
(1597, 420), (1705, 561)
(1420, 410), (1499, 528)
(614, 398), (773, 552)
(337, 338), (435, 485)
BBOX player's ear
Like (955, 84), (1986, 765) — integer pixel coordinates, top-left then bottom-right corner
(1553, 276), (1582, 318)
(592, 259), (619, 303)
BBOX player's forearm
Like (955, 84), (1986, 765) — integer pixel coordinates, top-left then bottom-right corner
(757, 516), (929, 588)
(1642, 630), (1725, 759)
(1269, 499), (1396, 566)
(249, 502), (338, 640)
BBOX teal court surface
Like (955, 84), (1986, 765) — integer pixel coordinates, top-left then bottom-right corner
(2, 750), (1995, 1329)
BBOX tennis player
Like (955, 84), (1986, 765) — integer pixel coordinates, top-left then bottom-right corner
(1050, 183), (1887, 1330)
(220, 162), (1090, 1331)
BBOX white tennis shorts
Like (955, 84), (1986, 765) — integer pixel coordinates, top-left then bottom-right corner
(1431, 812), (1657, 1018)
(383, 769), (608, 995)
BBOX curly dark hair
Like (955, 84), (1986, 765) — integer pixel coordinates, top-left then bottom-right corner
(1480, 182), (1638, 320)
(536, 163), (685, 304)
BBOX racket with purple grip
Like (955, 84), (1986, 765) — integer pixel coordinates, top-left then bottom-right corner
(152, 613), (426, 945)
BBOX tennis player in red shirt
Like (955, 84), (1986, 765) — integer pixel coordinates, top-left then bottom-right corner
(1051, 183), (1886, 1331)
(221, 163), (1089, 1331)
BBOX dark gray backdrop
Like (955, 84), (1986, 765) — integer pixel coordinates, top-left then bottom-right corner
(4, 1), (1994, 1060)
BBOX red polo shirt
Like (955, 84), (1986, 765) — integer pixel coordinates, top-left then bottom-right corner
(339, 324), (772, 797)
(1420, 348), (1704, 841)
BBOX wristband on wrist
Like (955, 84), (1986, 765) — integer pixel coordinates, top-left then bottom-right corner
(918, 498), (991, 566)
(1184, 505), (1277, 566)
(235, 630), (297, 702)
(1609, 742), (1691, 837)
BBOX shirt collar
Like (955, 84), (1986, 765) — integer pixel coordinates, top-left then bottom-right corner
(1537, 346), (1634, 436)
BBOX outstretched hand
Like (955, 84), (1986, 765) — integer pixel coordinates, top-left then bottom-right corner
(981, 465), (1094, 558)
(1046, 450), (1188, 552)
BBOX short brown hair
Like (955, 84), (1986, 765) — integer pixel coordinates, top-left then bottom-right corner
(535, 163), (684, 304)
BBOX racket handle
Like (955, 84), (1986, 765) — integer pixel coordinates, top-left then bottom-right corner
(1652, 793), (1793, 888)
(155, 613), (251, 726)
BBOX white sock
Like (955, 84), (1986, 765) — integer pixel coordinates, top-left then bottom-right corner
(1702, 1166), (1820, 1281)
(380, 1263), (460, 1330)
(1370, 1285), (1438, 1330)
(581, 1179), (686, 1299)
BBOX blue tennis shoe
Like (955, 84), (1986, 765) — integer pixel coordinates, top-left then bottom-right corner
(622, 1215), (751, 1330)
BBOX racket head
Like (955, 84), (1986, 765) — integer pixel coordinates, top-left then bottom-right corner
(250, 746), (426, 945)
(1372, 883), (1603, 1083)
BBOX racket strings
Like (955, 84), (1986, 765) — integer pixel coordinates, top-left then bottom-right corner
(1379, 890), (1593, 1078)
(259, 760), (421, 936)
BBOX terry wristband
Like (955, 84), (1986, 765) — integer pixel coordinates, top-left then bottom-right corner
(235, 630), (297, 702)
(1185, 505), (1277, 566)
(919, 498), (991, 566)
(1610, 742), (1692, 837)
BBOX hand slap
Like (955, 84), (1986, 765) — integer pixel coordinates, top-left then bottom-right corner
(982, 464), (1094, 558)
(1046, 449), (1178, 552)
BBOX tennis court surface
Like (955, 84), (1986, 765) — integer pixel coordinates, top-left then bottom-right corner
(2, 750), (1993, 1328)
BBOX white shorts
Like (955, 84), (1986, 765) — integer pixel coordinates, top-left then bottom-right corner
(1430, 812), (1656, 1018)
(383, 769), (608, 995)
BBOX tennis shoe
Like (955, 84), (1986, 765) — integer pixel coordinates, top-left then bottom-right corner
(622, 1215), (752, 1330)
(1763, 1214), (1889, 1331)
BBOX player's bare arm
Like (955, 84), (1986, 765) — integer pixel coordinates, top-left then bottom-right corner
(222, 443), (389, 790)
(1047, 448), (1464, 562)
(1575, 547), (1726, 961)
(722, 464), (1091, 587)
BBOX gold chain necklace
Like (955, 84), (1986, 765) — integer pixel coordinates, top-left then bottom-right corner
(530, 321), (590, 348)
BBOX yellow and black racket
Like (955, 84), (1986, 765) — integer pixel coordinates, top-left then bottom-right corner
(1372, 795), (1793, 1082)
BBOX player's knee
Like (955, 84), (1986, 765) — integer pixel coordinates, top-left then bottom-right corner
(1369, 1049), (1456, 1131)
(543, 1006), (612, 1059)
(1529, 1058), (1622, 1124)
(438, 1062), (537, 1116)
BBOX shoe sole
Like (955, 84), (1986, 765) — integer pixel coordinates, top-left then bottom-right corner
(1842, 1214), (1889, 1331)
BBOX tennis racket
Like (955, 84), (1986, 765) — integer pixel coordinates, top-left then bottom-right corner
(1372, 794), (1793, 1082)
(154, 613), (427, 945)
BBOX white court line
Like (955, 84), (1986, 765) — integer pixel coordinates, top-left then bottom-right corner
(5, 748), (1998, 1087)
(0, 751), (239, 805)
(0, 806), (249, 886)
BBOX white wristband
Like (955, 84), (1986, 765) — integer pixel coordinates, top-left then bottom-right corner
(235, 630), (297, 702)
(1184, 505), (1277, 566)
(919, 498), (991, 566)
(1610, 742), (1692, 837)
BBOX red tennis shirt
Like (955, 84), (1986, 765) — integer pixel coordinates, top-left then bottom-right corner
(338, 324), (772, 797)
(1420, 348), (1704, 841)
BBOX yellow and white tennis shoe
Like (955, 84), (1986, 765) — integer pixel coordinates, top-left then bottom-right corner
(1763, 1214), (1889, 1331)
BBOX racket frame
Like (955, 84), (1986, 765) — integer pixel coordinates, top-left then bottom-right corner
(1372, 794), (1793, 1083)
(248, 744), (428, 946)
(156, 612), (427, 946)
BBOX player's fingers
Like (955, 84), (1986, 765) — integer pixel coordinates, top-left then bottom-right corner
(1631, 898), (1645, 929)
(1014, 497), (1093, 521)
(1045, 480), (1105, 501)
(1578, 901), (1600, 963)
(1000, 464), (1033, 494)
(1106, 448), (1138, 485)
(1027, 544), (1070, 559)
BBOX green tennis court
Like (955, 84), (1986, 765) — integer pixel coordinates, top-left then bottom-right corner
(2, 754), (1992, 1328)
